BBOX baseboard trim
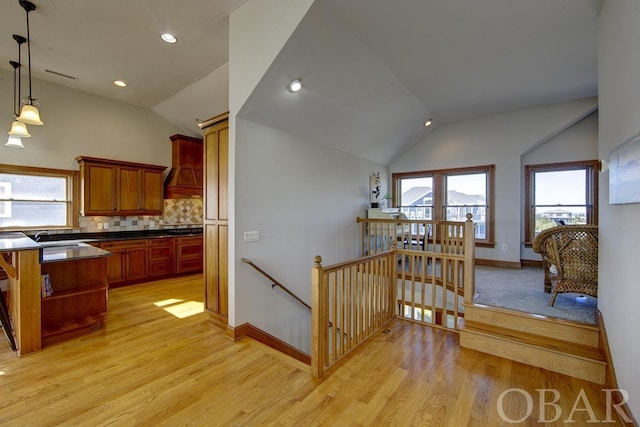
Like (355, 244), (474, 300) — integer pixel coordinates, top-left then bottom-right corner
(597, 310), (638, 425)
(520, 259), (543, 268)
(227, 322), (311, 365)
(475, 258), (521, 269)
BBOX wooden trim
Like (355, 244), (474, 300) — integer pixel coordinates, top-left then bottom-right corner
(75, 156), (167, 171)
(391, 164), (495, 246)
(597, 310), (639, 425)
(198, 112), (230, 129)
(524, 159), (600, 242)
(520, 259), (543, 268)
(475, 258), (521, 269)
(226, 322), (311, 365)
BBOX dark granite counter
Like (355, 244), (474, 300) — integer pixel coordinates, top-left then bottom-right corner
(31, 227), (203, 244)
(40, 243), (111, 264)
(0, 232), (42, 252)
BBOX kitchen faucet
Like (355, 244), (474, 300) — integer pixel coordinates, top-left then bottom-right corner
(34, 230), (50, 242)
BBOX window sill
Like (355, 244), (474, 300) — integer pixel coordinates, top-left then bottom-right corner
(476, 242), (496, 248)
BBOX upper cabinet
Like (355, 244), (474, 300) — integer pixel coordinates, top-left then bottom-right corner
(76, 156), (167, 216)
(164, 134), (204, 199)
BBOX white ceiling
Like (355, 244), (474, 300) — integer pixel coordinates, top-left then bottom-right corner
(0, 0), (248, 107)
(0, 0), (599, 163)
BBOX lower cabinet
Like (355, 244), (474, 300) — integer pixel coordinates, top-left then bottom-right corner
(149, 237), (174, 278)
(175, 236), (204, 274)
(94, 235), (203, 287)
(100, 239), (149, 287)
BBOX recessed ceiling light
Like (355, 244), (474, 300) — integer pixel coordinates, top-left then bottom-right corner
(288, 79), (302, 93)
(424, 118), (433, 127)
(161, 33), (177, 44)
(114, 80), (127, 87)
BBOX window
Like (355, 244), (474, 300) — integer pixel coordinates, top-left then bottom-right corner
(0, 164), (78, 229)
(393, 165), (495, 246)
(524, 160), (599, 244)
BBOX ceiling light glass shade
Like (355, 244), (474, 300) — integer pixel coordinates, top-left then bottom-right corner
(424, 118), (433, 127)
(161, 33), (177, 43)
(8, 120), (31, 138)
(17, 104), (43, 125)
(288, 79), (302, 92)
(5, 135), (25, 148)
(114, 80), (127, 87)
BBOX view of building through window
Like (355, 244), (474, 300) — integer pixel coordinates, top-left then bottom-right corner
(0, 171), (72, 228)
(397, 169), (490, 240)
(524, 160), (598, 243)
(533, 169), (587, 234)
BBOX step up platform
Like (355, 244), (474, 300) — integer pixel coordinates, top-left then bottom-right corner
(459, 303), (606, 384)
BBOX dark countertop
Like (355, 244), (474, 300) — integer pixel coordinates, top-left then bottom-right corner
(0, 232), (42, 252)
(40, 243), (112, 264)
(32, 227), (203, 244)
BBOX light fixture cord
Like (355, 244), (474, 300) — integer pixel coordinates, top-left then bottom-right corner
(25, 7), (33, 103)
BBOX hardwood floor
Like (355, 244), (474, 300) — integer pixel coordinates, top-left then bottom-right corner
(0, 275), (629, 425)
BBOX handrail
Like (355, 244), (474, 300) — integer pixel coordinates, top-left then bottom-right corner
(241, 258), (311, 311)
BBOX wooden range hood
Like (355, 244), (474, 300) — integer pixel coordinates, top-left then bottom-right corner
(164, 134), (203, 199)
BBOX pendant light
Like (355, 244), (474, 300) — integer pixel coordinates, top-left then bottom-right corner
(16, 0), (43, 126)
(6, 35), (30, 145)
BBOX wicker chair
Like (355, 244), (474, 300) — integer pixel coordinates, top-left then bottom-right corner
(532, 225), (598, 306)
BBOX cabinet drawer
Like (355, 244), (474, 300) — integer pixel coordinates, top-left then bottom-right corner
(102, 239), (148, 250)
(176, 257), (203, 274)
(149, 260), (173, 277)
(149, 238), (173, 247)
(149, 246), (172, 260)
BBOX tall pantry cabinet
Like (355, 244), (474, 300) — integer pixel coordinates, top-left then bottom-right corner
(199, 113), (229, 326)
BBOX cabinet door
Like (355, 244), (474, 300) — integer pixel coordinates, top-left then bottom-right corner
(126, 247), (148, 281)
(105, 248), (127, 285)
(140, 169), (164, 213)
(84, 163), (117, 214)
(119, 167), (140, 213)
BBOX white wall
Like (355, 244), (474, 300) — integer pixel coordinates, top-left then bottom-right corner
(0, 68), (182, 170)
(228, 0), (315, 327)
(598, 0), (640, 417)
(235, 118), (382, 353)
(391, 98), (597, 263)
(520, 111), (599, 260)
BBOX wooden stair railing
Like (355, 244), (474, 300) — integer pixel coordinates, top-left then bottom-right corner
(241, 258), (311, 311)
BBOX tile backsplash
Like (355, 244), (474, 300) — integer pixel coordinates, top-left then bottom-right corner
(73, 197), (203, 234)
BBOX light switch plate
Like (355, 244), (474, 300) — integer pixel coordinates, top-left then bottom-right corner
(244, 231), (259, 242)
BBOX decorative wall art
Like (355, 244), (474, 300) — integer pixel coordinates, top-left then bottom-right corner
(609, 131), (640, 204)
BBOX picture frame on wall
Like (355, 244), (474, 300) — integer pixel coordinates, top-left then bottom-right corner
(609, 131), (640, 204)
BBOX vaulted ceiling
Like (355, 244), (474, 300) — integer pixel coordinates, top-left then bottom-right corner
(0, 0), (599, 163)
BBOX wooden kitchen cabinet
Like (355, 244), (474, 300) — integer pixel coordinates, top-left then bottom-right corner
(175, 236), (203, 274)
(199, 112), (229, 325)
(100, 239), (149, 287)
(149, 237), (174, 278)
(76, 156), (166, 216)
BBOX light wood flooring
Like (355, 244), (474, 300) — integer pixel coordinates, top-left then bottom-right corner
(0, 275), (629, 426)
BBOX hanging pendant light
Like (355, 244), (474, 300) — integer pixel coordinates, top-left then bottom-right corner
(6, 37), (30, 145)
(5, 135), (25, 148)
(16, 0), (43, 126)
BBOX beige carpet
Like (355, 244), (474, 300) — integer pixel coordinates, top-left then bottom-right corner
(473, 266), (597, 324)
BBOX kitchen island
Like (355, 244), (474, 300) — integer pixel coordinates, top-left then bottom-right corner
(0, 233), (110, 355)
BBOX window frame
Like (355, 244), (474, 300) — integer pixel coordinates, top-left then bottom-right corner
(0, 163), (79, 231)
(392, 164), (495, 247)
(524, 160), (599, 245)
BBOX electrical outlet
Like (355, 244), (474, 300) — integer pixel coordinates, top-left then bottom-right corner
(103, 223), (109, 230)
(150, 220), (155, 228)
(96, 222), (103, 230)
(501, 244), (508, 251)
(244, 231), (260, 242)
